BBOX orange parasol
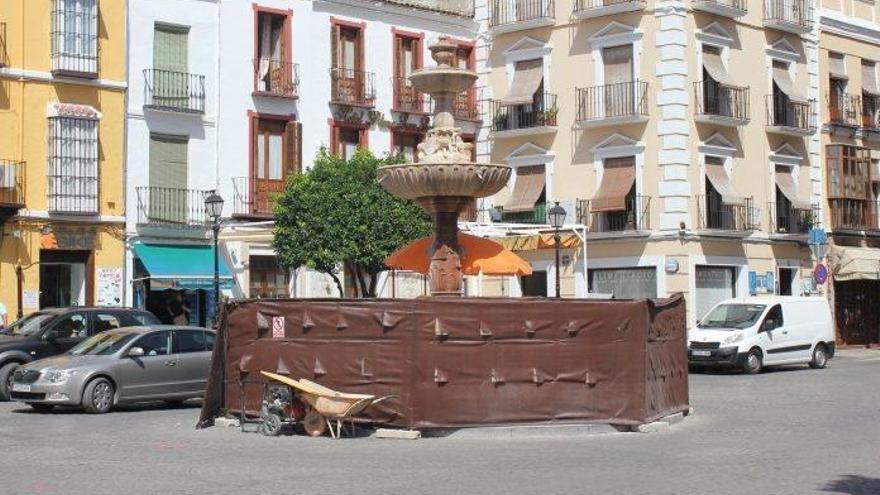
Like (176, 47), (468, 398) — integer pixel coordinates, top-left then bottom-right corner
(385, 233), (533, 276)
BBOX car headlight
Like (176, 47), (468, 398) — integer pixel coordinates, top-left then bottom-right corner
(43, 369), (81, 384)
(723, 333), (743, 345)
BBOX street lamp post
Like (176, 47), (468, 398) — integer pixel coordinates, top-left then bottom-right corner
(205, 192), (225, 325)
(548, 202), (566, 299)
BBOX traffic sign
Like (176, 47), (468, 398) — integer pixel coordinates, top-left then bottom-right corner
(814, 263), (828, 285)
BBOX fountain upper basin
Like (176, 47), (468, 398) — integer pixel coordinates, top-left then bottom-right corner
(409, 68), (476, 96)
(378, 162), (511, 201)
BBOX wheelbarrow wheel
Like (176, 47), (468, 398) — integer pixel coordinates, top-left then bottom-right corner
(303, 410), (326, 437)
(261, 412), (283, 437)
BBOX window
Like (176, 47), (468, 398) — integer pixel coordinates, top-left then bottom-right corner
(452, 44), (477, 119)
(52, 313), (89, 338)
(520, 270), (547, 297)
(148, 134), (188, 223)
(331, 123), (366, 159)
(255, 10), (293, 95)
(151, 24), (190, 109)
(589, 268), (657, 299)
(48, 115), (99, 214)
(826, 145), (872, 229)
(249, 256), (289, 299)
(391, 131), (421, 162)
(94, 314), (121, 333)
(502, 165), (546, 223)
(134, 331), (172, 356)
(394, 33), (422, 112)
(251, 117), (301, 215)
(51, 0), (98, 76)
(331, 22), (372, 106)
(174, 330), (210, 353)
(763, 304), (783, 330)
(591, 156), (636, 232)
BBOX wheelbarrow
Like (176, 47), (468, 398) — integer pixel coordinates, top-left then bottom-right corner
(260, 371), (393, 438)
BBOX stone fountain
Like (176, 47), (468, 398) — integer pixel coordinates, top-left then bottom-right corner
(378, 37), (511, 296)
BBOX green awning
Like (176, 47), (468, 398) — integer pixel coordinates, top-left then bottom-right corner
(133, 242), (234, 290)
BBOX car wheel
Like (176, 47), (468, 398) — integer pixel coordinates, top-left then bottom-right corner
(0, 362), (20, 401)
(743, 348), (763, 374)
(262, 412), (283, 437)
(809, 344), (828, 369)
(27, 403), (54, 413)
(82, 378), (114, 414)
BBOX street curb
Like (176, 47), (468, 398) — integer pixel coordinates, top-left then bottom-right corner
(422, 423), (619, 439)
(375, 428), (422, 440)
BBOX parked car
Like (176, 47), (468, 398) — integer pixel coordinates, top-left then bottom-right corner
(688, 296), (835, 374)
(0, 307), (161, 400)
(10, 326), (215, 413)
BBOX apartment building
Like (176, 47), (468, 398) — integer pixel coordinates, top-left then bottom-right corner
(0, 0), (126, 318)
(214, 0), (479, 299)
(473, 0), (826, 325)
(816, 1), (880, 346)
(124, 0), (224, 326)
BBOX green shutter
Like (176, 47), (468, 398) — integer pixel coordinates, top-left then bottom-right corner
(153, 24), (188, 71)
(149, 135), (188, 223)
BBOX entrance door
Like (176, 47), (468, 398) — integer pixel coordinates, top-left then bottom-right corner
(778, 267), (796, 296)
(40, 263), (86, 308)
(695, 266), (736, 322)
(252, 119), (287, 215)
(603, 45), (633, 117)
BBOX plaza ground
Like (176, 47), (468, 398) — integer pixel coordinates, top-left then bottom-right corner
(1, 350), (879, 495)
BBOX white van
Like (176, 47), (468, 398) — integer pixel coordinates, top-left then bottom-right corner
(687, 296), (835, 374)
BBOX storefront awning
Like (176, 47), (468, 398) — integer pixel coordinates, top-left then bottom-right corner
(133, 243), (234, 290)
(503, 165), (545, 213)
(591, 160), (635, 212)
(775, 166), (812, 210)
(772, 66), (808, 104)
(500, 59), (543, 106)
(829, 245), (880, 281)
(705, 161), (746, 206)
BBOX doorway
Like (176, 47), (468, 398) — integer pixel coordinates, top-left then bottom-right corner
(520, 270), (548, 297)
(39, 250), (91, 308)
(695, 265), (736, 322)
(778, 267), (797, 296)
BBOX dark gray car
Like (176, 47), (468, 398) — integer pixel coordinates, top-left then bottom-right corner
(9, 326), (214, 413)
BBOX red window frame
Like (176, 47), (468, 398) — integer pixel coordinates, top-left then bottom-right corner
(328, 118), (369, 159)
(252, 5), (294, 96)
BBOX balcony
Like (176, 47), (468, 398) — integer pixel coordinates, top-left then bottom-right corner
(576, 195), (651, 234)
(380, 0), (475, 17)
(826, 92), (861, 128)
(829, 199), (879, 232)
(454, 92), (480, 121)
(253, 59), (299, 99)
(766, 95), (816, 135)
(393, 78), (431, 114)
(692, 0), (747, 17)
(135, 187), (210, 228)
(696, 195), (755, 232)
(330, 68), (376, 107)
(0, 159), (25, 223)
(496, 201), (547, 224)
(232, 177), (278, 219)
(489, 93), (558, 138)
(576, 81), (649, 128)
(0, 22), (7, 68)
(768, 201), (818, 235)
(694, 81), (750, 126)
(572, 0), (645, 19)
(489, 0), (555, 35)
(763, 0), (813, 34)
(143, 69), (206, 114)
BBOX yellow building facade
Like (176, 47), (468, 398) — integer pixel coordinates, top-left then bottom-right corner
(0, 0), (126, 318)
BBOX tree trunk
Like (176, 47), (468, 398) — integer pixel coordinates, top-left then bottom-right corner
(354, 264), (371, 298)
(343, 261), (359, 298)
(368, 271), (379, 298)
(326, 270), (344, 298)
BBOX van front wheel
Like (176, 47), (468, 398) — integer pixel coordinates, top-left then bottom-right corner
(809, 344), (828, 369)
(743, 349), (762, 374)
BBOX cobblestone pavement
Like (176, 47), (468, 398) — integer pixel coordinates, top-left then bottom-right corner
(1, 350), (879, 495)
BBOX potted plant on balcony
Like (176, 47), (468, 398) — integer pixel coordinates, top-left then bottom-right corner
(540, 107), (559, 126)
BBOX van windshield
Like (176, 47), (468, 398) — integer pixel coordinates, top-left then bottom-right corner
(698, 304), (767, 330)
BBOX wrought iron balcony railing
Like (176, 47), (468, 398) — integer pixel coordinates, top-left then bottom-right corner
(694, 81), (750, 123)
(253, 59), (300, 98)
(497, 201), (547, 224)
(576, 195), (651, 233)
(330, 68), (376, 107)
(697, 195), (755, 231)
(576, 81), (649, 123)
(763, 0), (814, 31)
(768, 201), (818, 234)
(232, 177), (278, 218)
(692, 0), (748, 16)
(393, 77), (431, 114)
(0, 159), (25, 207)
(862, 94), (880, 130)
(826, 92), (861, 127)
(143, 69), (206, 113)
(573, 0), (645, 15)
(489, 0), (554, 27)
(380, 0), (475, 17)
(766, 94), (816, 132)
(454, 92), (480, 121)
(136, 186), (210, 227)
(490, 93), (558, 132)
(829, 199), (880, 231)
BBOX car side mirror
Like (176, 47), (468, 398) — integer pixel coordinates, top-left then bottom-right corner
(762, 319), (776, 332)
(127, 346), (145, 358)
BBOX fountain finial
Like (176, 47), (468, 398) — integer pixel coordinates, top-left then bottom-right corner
(429, 36), (458, 68)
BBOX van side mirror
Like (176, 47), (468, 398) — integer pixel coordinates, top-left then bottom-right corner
(761, 319), (776, 332)
(127, 346), (145, 358)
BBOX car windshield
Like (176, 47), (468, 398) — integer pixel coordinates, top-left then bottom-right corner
(698, 304), (767, 330)
(1, 313), (55, 337)
(69, 332), (138, 356)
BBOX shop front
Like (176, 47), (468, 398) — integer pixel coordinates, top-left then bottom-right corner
(132, 243), (234, 327)
(829, 245), (880, 346)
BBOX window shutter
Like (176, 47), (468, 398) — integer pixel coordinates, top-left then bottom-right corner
(285, 121), (301, 174)
(331, 124), (340, 156)
(413, 37), (422, 70)
(331, 24), (341, 69)
(394, 36), (403, 78)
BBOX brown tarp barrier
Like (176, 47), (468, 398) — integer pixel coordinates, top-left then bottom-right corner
(198, 295), (689, 429)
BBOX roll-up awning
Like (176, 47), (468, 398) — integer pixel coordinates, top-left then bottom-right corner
(590, 159), (635, 212)
(862, 62), (879, 96)
(500, 59), (543, 106)
(503, 165), (545, 213)
(774, 167), (812, 209)
(705, 161), (746, 206)
(829, 245), (880, 281)
(772, 66), (809, 104)
(702, 50), (736, 86)
(829, 53), (847, 80)
(133, 243), (234, 290)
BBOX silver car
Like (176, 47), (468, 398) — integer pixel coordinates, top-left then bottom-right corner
(9, 326), (214, 413)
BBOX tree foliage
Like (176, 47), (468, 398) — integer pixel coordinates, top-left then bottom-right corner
(273, 149), (432, 297)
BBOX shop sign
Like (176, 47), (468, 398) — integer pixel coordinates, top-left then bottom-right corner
(748, 271), (775, 296)
(96, 268), (123, 307)
(664, 258), (679, 274)
(42, 226), (96, 251)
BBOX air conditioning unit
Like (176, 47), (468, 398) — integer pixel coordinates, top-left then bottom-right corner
(0, 164), (16, 189)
